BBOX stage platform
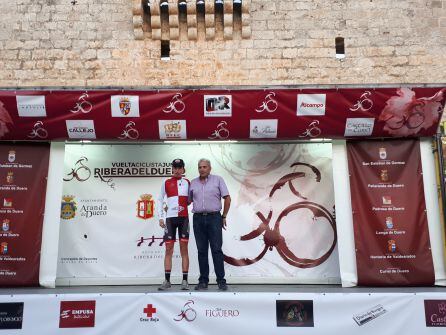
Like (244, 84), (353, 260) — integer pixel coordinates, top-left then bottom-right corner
(1, 284), (446, 294)
(0, 285), (445, 334)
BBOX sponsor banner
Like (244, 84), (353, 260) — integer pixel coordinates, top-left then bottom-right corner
(57, 143), (338, 283)
(0, 292), (445, 334)
(158, 120), (187, 139)
(0, 302), (23, 329)
(424, 300), (446, 327)
(276, 300), (314, 327)
(297, 94), (326, 116)
(347, 140), (435, 285)
(344, 118), (375, 137)
(66, 120), (96, 139)
(0, 143), (50, 286)
(352, 304), (387, 326)
(204, 95), (232, 117)
(59, 300), (96, 328)
(111, 95), (140, 117)
(0, 88), (444, 141)
(249, 119), (278, 138)
(16, 95), (47, 117)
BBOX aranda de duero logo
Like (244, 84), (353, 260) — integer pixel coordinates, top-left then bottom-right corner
(61, 195), (77, 220)
(0, 302), (24, 329)
(276, 300), (314, 327)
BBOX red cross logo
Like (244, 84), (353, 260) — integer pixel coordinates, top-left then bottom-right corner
(143, 304), (157, 317)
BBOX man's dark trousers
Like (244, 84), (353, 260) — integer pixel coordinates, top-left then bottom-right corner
(193, 212), (226, 285)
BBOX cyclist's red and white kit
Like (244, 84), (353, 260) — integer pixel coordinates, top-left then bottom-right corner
(156, 177), (190, 219)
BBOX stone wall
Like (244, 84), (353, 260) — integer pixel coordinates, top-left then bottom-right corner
(0, 0), (445, 87)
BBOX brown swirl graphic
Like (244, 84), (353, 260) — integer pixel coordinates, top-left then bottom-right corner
(224, 162), (336, 268)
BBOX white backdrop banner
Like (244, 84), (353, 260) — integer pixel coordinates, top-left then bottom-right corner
(1, 291), (446, 334)
(57, 143), (339, 284)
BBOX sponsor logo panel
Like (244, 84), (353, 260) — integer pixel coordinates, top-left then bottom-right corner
(297, 94), (326, 116)
(158, 120), (187, 139)
(66, 120), (96, 139)
(250, 119), (278, 139)
(16, 95), (47, 117)
(344, 118), (375, 136)
(204, 95), (232, 117)
(111, 95), (140, 117)
(59, 301), (96, 328)
(0, 302), (23, 330)
(352, 304), (387, 326)
(141, 304), (159, 323)
(425, 300), (446, 327)
(276, 300), (314, 327)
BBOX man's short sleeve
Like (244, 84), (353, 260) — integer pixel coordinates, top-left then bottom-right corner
(218, 176), (229, 198)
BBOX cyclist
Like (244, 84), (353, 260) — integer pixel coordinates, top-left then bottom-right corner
(157, 158), (190, 291)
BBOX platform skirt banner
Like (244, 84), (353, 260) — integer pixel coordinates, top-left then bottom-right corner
(1, 291), (446, 334)
(347, 139), (435, 286)
(57, 143), (339, 284)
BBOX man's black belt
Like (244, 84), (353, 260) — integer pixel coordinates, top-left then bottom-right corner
(194, 211), (220, 216)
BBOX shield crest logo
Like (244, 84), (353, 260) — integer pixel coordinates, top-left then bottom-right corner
(119, 97), (131, 116)
(6, 172), (13, 184)
(380, 169), (389, 182)
(8, 150), (15, 162)
(1, 242), (8, 255)
(385, 217), (393, 229)
(379, 147), (387, 160)
(61, 195), (77, 220)
(137, 194), (154, 219)
(2, 219), (9, 232)
(388, 240), (396, 253)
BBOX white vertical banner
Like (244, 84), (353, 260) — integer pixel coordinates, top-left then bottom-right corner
(420, 138), (446, 286)
(332, 140), (358, 287)
(39, 142), (65, 288)
(57, 143), (339, 285)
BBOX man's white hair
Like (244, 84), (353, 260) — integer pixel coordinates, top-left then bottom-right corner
(198, 158), (211, 167)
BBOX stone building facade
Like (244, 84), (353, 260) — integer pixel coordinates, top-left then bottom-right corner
(0, 0), (445, 87)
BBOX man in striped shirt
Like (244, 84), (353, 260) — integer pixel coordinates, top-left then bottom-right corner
(157, 158), (190, 290)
